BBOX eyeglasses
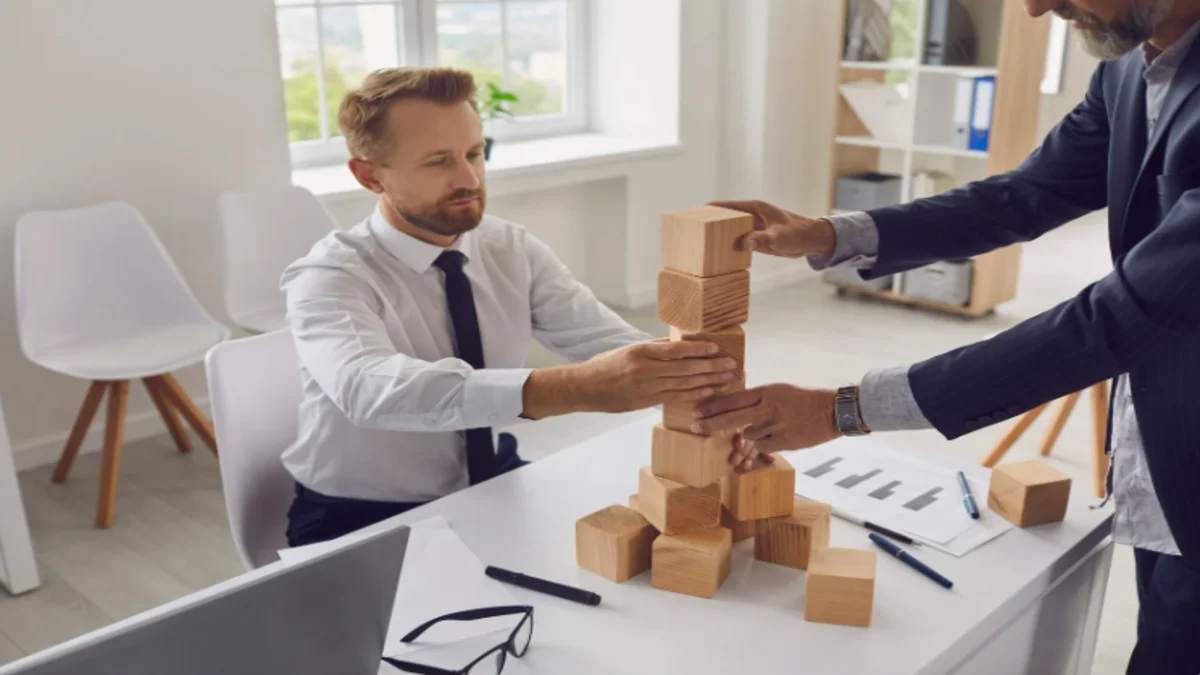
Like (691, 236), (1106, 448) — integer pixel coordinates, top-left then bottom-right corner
(382, 605), (534, 675)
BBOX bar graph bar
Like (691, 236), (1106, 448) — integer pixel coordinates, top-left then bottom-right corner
(836, 468), (882, 489)
(804, 457), (843, 478)
(869, 480), (902, 500)
(903, 487), (943, 512)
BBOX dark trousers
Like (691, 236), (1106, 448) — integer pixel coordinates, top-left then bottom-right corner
(286, 433), (527, 548)
(1127, 548), (1200, 675)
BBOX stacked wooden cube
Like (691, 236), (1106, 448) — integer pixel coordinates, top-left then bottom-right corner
(575, 206), (876, 625)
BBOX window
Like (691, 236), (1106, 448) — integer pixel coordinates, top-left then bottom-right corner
(275, 0), (586, 167)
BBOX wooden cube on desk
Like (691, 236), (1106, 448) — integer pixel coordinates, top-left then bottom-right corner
(988, 460), (1072, 527)
(721, 505), (756, 542)
(755, 496), (831, 570)
(652, 527), (732, 598)
(651, 424), (732, 488)
(804, 547), (876, 627)
(723, 455), (795, 521)
(575, 505), (657, 582)
(657, 268), (750, 333)
(637, 466), (721, 535)
(660, 205), (754, 278)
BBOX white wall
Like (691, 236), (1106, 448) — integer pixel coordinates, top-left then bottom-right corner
(0, 0), (292, 463)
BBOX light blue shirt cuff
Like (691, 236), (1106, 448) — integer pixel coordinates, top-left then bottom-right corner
(859, 366), (933, 432)
(463, 368), (535, 428)
(807, 211), (881, 271)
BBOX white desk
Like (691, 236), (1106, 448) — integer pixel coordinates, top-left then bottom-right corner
(371, 412), (1115, 675)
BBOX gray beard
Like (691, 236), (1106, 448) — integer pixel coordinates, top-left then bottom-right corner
(1074, 0), (1173, 60)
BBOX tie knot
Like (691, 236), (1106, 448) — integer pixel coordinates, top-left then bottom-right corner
(434, 250), (467, 273)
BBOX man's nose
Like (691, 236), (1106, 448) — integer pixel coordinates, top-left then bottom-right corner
(1025, 0), (1060, 17)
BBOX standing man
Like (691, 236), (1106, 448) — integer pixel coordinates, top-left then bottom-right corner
(695, 1), (1200, 672)
(282, 67), (739, 547)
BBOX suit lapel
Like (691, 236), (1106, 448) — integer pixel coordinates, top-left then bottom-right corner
(1112, 55), (1148, 253)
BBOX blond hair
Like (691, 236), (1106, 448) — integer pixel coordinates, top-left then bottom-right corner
(338, 67), (478, 163)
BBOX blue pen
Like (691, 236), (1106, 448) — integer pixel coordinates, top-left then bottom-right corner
(869, 533), (954, 590)
(956, 471), (980, 520)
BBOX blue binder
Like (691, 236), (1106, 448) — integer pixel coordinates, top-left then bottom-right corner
(969, 75), (996, 152)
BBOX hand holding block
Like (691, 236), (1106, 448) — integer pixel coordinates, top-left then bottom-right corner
(755, 496), (831, 569)
(576, 505), (658, 582)
(721, 505), (756, 542)
(723, 455), (795, 521)
(661, 326), (747, 433)
(651, 424), (733, 487)
(651, 527), (732, 598)
(660, 205), (754, 277)
(637, 466), (721, 535)
(988, 460), (1071, 527)
(663, 378), (745, 434)
(804, 547), (876, 627)
(657, 269), (750, 333)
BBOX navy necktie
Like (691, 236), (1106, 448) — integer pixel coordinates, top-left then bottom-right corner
(433, 250), (495, 485)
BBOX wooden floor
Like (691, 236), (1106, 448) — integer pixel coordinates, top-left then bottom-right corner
(1, 218), (1136, 673)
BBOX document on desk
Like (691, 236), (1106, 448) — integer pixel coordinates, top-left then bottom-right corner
(279, 515), (518, 658)
(781, 440), (1013, 557)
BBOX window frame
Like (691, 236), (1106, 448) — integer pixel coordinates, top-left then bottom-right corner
(281, 0), (588, 169)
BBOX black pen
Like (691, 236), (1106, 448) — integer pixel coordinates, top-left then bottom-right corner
(869, 533), (954, 589)
(812, 498), (920, 546)
(485, 566), (601, 606)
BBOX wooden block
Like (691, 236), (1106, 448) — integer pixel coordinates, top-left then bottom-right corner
(660, 205), (754, 277)
(657, 268), (750, 333)
(662, 325), (747, 433)
(723, 455), (795, 521)
(721, 505), (756, 542)
(755, 496), (831, 569)
(575, 505), (658, 582)
(663, 378), (745, 434)
(987, 459), (1072, 527)
(651, 424), (733, 487)
(637, 466), (721, 535)
(651, 527), (732, 598)
(804, 547), (876, 627)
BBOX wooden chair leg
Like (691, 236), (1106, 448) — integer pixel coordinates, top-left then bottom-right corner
(52, 381), (109, 483)
(153, 374), (217, 456)
(143, 378), (191, 453)
(981, 402), (1050, 468)
(1037, 391), (1082, 456)
(96, 381), (129, 528)
(1090, 380), (1110, 499)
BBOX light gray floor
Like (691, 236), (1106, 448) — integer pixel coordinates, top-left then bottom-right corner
(1, 218), (1135, 672)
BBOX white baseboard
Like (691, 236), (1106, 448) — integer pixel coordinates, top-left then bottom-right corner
(625, 265), (822, 310)
(13, 399), (211, 473)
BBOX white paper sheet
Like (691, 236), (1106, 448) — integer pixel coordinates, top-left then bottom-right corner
(781, 440), (1012, 557)
(279, 515), (519, 659)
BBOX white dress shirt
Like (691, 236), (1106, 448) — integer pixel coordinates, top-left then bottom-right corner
(280, 207), (651, 502)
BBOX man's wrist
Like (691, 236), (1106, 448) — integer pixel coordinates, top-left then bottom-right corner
(522, 365), (584, 420)
(813, 218), (838, 258)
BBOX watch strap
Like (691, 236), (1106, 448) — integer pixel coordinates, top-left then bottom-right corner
(834, 385), (870, 437)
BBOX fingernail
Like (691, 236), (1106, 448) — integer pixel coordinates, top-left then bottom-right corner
(701, 388), (713, 397)
(693, 409), (705, 419)
(691, 423), (703, 433)
(746, 240), (757, 251)
(720, 358), (736, 369)
(706, 344), (718, 354)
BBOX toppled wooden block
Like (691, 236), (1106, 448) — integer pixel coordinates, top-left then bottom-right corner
(651, 527), (732, 598)
(988, 459), (1071, 527)
(721, 505), (756, 542)
(755, 496), (831, 570)
(805, 547), (876, 627)
(657, 269), (750, 333)
(661, 326), (747, 433)
(637, 466), (721, 535)
(575, 505), (657, 582)
(660, 205), (754, 278)
(651, 424), (733, 488)
(723, 455), (795, 521)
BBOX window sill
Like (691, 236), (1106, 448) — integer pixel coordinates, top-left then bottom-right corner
(292, 133), (682, 204)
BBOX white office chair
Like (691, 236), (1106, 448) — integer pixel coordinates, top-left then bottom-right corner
(205, 329), (301, 569)
(15, 202), (230, 528)
(217, 187), (338, 333)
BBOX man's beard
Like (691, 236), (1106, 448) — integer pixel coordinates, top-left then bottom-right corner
(1057, 0), (1173, 60)
(395, 188), (487, 238)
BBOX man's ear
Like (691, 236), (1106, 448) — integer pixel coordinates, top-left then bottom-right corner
(348, 158), (385, 194)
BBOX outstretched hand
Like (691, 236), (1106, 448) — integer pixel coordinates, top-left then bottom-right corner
(692, 384), (842, 468)
(710, 200), (838, 259)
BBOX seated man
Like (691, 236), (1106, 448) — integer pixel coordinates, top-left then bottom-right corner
(281, 67), (737, 547)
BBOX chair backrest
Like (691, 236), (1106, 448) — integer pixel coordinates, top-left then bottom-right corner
(217, 187), (337, 333)
(205, 329), (300, 569)
(14, 202), (218, 360)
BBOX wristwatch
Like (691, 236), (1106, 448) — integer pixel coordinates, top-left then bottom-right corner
(834, 385), (871, 437)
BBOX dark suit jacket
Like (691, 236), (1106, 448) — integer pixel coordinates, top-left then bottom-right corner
(864, 43), (1200, 567)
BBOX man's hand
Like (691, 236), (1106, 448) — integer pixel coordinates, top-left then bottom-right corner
(710, 200), (837, 259)
(692, 384), (841, 468)
(523, 340), (738, 418)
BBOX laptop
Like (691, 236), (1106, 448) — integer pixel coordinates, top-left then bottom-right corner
(0, 525), (409, 675)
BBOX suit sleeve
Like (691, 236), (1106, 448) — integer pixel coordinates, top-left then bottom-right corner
(864, 63), (1112, 279)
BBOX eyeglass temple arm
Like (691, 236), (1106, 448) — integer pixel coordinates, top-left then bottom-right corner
(382, 656), (458, 675)
(400, 605), (532, 643)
